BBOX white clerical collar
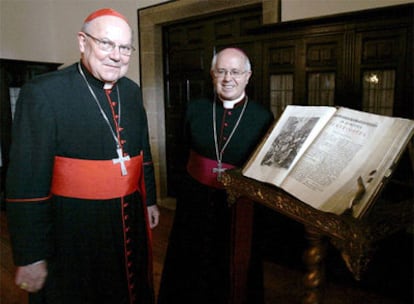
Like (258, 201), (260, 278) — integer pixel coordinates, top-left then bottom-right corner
(220, 93), (246, 109)
(103, 82), (115, 90)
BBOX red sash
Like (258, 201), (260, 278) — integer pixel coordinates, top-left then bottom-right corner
(51, 153), (144, 200)
(186, 150), (235, 189)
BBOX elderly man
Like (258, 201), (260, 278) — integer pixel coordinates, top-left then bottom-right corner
(6, 8), (159, 304)
(158, 48), (274, 304)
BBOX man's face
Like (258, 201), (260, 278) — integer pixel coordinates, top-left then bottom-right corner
(78, 16), (132, 84)
(211, 49), (252, 101)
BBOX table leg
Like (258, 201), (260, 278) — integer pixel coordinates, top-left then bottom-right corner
(302, 226), (326, 304)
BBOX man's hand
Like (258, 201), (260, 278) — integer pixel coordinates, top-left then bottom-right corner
(15, 260), (47, 293)
(147, 205), (160, 229)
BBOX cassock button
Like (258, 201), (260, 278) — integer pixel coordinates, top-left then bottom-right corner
(112, 102), (117, 107)
(224, 122), (228, 127)
(228, 111), (232, 115)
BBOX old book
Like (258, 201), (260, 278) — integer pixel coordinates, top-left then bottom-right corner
(242, 105), (414, 218)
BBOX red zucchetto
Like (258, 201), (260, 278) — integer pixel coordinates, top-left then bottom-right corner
(84, 8), (129, 24)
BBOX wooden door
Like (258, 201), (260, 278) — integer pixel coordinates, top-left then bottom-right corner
(163, 23), (212, 196)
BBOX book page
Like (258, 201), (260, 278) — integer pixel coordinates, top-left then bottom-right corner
(242, 105), (337, 186)
(280, 107), (414, 216)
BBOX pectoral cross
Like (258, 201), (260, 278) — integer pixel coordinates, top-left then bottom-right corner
(113, 148), (130, 176)
(212, 160), (226, 181)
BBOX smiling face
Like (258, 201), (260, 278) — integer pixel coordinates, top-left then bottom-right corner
(78, 15), (132, 85)
(211, 48), (252, 101)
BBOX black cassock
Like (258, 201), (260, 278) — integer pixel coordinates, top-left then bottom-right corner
(158, 97), (274, 304)
(6, 62), (157, 304)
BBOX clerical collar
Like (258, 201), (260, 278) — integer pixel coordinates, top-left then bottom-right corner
(78, 61), (116, 90)
(220, 93), (246, 109)
(103, 83), (114, 90)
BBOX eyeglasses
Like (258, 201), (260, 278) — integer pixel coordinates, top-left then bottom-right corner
(83, 32), (135, 56)
(213, 69), (247, 79)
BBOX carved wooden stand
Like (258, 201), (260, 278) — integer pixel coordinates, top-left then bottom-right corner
(222, 169), (413, 304)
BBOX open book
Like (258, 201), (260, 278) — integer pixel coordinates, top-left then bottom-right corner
(242, 105), (414, 218)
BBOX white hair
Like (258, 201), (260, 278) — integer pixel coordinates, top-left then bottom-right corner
(210, 48), (251, 72)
